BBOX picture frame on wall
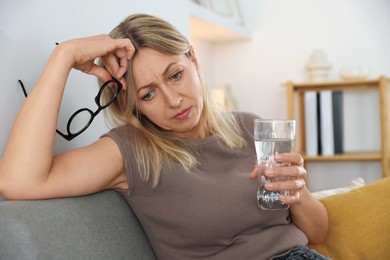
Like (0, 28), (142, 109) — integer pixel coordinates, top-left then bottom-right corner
(191, 0), (243, 25)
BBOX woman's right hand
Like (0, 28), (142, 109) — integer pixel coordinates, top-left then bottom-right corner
(57, 34), (135, 88)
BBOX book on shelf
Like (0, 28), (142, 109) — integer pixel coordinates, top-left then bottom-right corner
(332, 91), (344, 154)
(304, 91), (318, 156)
(318, 91), (335, 156)
(304, 91), (344, 156)
(316, 92), (322, 155)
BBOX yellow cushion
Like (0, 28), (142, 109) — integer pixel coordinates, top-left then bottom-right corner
(309, 177), (390, 259)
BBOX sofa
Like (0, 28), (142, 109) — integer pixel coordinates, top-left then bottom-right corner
(0, 177), (389, 260)
(0, 190), (157, 260)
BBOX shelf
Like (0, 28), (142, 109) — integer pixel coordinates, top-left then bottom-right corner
(189, 1), (251, 42)
(285, 76), (389, 178)
(288, 78), (386, 92)
(303, 152), (382, 162)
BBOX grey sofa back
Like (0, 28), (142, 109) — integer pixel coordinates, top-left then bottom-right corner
(0, 190), (157, 260)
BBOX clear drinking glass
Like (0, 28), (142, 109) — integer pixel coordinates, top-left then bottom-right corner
(254, 119), (296, 210)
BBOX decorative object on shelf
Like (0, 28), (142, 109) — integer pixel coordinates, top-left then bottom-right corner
(305, 50), (332, 81)
(340, 65), (369, 80)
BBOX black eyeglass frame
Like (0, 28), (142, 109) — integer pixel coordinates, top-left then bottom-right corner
(18, 78), (122, 141)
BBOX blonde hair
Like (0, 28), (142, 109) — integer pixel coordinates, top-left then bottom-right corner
(100, 14), (246, 187)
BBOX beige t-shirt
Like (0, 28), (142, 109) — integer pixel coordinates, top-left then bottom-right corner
(104, 111), (307, 260)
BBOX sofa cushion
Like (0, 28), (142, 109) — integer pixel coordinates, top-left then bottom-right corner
(309, 177), (390, 259)
(312, 177), (366, 199)
(0, 190), (156, 260)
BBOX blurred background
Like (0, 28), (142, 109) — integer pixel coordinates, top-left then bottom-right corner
(1, 0), (390, 199)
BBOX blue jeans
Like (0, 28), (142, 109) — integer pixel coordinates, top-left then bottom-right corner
(273, 246), (331, 260)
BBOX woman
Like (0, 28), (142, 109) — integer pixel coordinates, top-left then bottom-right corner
(0, 14), (329, 259)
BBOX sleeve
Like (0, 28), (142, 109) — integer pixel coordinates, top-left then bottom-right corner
(101, 126), (135, 197)
(234, 111), (262, 137)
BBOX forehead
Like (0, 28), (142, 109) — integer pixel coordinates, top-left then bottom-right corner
(131, 48), (184, 78)
(131, 48), (191, 89)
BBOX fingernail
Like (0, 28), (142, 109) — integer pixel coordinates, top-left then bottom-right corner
(265, 183), (274, 189)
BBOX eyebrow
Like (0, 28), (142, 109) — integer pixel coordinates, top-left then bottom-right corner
(137, 62), (178, 93)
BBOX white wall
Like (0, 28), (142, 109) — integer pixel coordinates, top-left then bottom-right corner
(1, 0), (390, 193)
(0, 0), (190, 156)
(209, 0), (390, 190)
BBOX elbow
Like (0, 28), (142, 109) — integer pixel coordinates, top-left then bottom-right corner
(308, 198), (329, 245)
(0, 176), (14, 200)
(308, 229), (328, 245)
(0, 177), (33, 201)
(318, 220), (329, 244)
(0, 164), (5, 199)
(0, 165), (27, 200)
(0, 183), (29, 201)
(0, 185), (19, 201)
(308, 217), (329, 245)
(0, 171), (48, 201)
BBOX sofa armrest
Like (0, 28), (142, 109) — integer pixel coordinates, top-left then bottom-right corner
(309, 177), (390, 259)
(0, 190), (156, 260)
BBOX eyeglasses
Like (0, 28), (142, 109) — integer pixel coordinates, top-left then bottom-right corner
(18, 78), (122, 141)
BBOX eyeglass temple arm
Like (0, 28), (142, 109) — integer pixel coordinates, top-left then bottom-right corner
(18, 80), (28, 98)
(55, 129), (72, 141)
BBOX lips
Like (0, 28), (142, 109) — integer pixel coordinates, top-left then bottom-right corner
(174, 107), (191, 120)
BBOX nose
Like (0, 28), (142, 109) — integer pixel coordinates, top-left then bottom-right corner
(163, 87), (183, 108)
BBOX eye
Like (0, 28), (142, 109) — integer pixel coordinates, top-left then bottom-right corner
(142, 91), (155, 101)
(171, 71), (183, 81)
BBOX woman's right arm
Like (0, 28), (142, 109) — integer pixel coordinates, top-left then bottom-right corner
(0, 35), (134, 200)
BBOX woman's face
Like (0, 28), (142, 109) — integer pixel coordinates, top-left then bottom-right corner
(131, 47), (206, 139)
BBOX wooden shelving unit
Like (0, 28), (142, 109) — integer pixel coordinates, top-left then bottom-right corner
(285, 76), (389, 178)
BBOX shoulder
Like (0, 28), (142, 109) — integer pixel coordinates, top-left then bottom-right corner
(103, 125), (132, 143)
(232, 111), (262, 132)
(101, 125), (134, 158)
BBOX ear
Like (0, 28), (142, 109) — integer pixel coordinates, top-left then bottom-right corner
(189, 46), (199, 70)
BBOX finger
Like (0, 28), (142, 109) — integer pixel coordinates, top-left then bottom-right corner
(101, 49), (129, 80)
(266, 164), (307, 180)
(265, 178), (305, 192)
(115, 55), (129, 79)
(249, 164), (258, 180)
(113, 43), (133, 76)
(100, 53), (119, 73)
(279, 190), (302, 205)
(275, 152), (304, 166)
(106, 37), (135, 60)
(107, 56), (128, 90)
(92, 35), (134, 59)
(117, 38), (135, 60)
(117, 76), (128, 91)
(87, 65), (112, 83)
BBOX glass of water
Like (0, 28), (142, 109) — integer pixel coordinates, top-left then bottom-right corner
(254, 119), (296, 210)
